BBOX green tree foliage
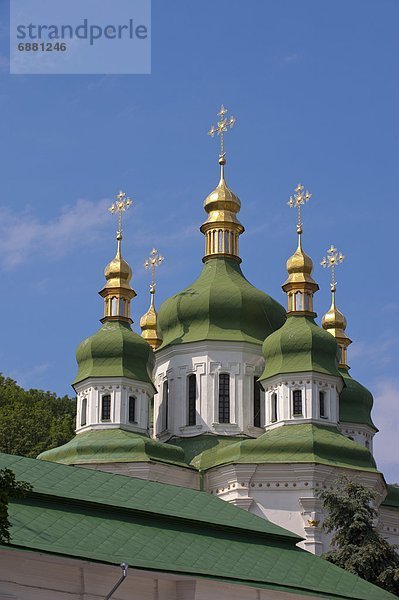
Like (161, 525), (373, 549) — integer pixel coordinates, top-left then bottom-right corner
(319, 475), (399, 596)
(0, 468), (32, 544)
(0, 375), (76, 458)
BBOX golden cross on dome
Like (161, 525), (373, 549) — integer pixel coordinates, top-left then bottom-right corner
(321, 245), (345, 291)
(108, 190), (133, 237)
(208, 104), (236, 158)
(287, 183), (312, 234)
(144, 248), (164, 293)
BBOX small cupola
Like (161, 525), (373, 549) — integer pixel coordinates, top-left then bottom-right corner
(200, 105), (244, 262)
(140, 248), (164, 350)
(283, 184), (318, 315)
(100, 191), (136, 323)
(320, 245), (351, 369)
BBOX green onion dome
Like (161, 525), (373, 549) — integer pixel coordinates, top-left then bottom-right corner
(339, 367), (377, 430)
(73, 320), (154, 387)
(261, 315), (341, 379)
(158, 257), (286, 349)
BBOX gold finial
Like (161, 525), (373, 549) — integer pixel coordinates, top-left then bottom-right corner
(321, 245), (345, 292)
(201, 106), (243, 262)
(141, 248), (164, 350)
(283, 183), (318, 314)
(144, 248), (164, 298)
(287, 183), (312, 235)
(208, 104), (236, 161)
(100, 190), (135, 324)
(321, 245), (351, 368)
(108, 190), (133, 242)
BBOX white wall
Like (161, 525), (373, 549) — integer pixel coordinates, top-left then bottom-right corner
(0, 548), (316, 600)
(338, 422), (376, 453)
(261, 372), (342, 429)
(204, 462), (386, 555)
(74, 377), (154, 435)
(154, 341), (265, 440)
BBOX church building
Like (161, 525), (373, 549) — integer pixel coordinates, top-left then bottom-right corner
(2, 107), (398, 600)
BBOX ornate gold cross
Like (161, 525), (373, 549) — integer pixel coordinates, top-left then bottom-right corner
(321, 245), (345, 291)
(208, 104), (236, 158)
(108, 190), (133, 236)
(287, 183), (312, 233)
(144, 248), (164, 293)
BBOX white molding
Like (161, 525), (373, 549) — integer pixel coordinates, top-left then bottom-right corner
(74, 376), (153, 435)
(153, 340), (265, 439)
(261, 371), (342, 428)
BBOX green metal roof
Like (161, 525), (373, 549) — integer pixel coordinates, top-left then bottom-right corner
(169, 433), (248, 465)
(37, 429), (190, 469)
(1, 453), (395, 600)
(261, 315), (342, 380)
(74, 320), (154, 387)
(339, 367), (377, 430)
(188, 425), (377, 472)
(0, 453), (295, 538)
(382, 484), (399, 509)
(158, 257), (286, 349)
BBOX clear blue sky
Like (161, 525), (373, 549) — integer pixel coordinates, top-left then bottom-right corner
(0, 0), (398, 480)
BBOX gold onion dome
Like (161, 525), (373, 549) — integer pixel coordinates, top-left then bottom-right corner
(320, 246), (351, 369)
(201, 105), (244, 262)
(322, 291), (347, 335)
(321, 287), (352, 368)
(282, 229), (319, 315)
(103, 233), (134, 292)
(285, 230), (317, 287)
(203, 155), (241, 213)
(100, 232), (136, 323)
(140, 249), (164, 350)
(200, 156), (244, 262)
(140, 286), (162, 350)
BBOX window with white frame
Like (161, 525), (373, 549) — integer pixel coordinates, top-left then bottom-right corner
(319, 390), (326, 418)
(162, 380), (169, 431)
(292, 390), (302, 416)
(271, 392), (278, 423)
(128, 396), (136, 423)
(187, 374), (196, 426)
(218, 373), (230, 424)
(253, 377), (261, 427)
(101, 395), (111, 421)
(81, 397), (87, 426)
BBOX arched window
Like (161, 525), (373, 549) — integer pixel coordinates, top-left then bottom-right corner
(81, 397), (87, 426)
(224, 230), (230, 253)
(271, 392), (278, 423)
(319, 391), (326, 418)
(120, 298), (125, 316)
(365, 440), (370, 450)
(162, 380), (169, 431)
(295, 291), (303, 311)
(218, 230), (223, 252)
(101, 395), (111, 421)
(111, 297), (118, 316)
(128, 396), (136, 423)
(253, 377), (261, 427)
(292, 390), (302, 416)
(187, 374), (196, 426)
(218, 374), (230, 424)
